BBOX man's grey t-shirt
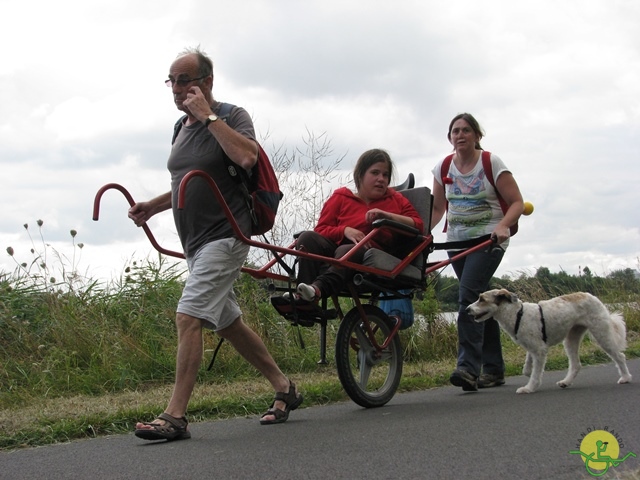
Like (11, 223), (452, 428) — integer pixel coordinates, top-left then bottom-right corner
(168, 104), (255, 258)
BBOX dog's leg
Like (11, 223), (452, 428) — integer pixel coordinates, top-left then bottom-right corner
(522, 352), (532, 377)
(517, 350), (546, 394)
(589, 314), (633, 385)
(557, 326), (586, 388)
(613, 354), (633, 384)
(591, 330), (633, 385)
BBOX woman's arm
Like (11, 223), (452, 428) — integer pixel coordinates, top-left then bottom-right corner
(493, 172), (524, 243)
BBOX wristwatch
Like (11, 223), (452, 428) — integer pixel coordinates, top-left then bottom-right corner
(204, 114), (218, 126)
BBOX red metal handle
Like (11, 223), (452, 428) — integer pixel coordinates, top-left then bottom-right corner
(92, 183), (185, 259)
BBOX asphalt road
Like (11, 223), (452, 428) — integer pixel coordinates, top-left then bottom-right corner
(2, 359), (639, 480)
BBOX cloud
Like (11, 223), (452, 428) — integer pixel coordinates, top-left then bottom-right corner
(1, 0), (639, 282)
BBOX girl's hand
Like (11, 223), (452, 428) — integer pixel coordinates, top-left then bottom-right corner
(365, 208), (388, 224)
(344, 227), (370, 248)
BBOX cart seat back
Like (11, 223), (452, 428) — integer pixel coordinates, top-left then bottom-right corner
(362, 186), (432, 283)
(398, 186), (431, 236)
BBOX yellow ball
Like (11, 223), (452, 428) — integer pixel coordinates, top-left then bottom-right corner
(523, 201), (534, 216)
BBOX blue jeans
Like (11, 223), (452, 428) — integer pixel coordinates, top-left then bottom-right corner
(449, 244), (505, 378)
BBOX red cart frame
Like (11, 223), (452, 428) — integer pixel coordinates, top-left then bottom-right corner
(93, 170), (495, 408)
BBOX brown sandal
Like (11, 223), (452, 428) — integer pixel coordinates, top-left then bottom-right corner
(134, 412), (191, 441)
(260, 381), (303, 425)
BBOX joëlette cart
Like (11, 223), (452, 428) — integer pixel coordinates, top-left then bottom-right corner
(93, 171), (496, 408)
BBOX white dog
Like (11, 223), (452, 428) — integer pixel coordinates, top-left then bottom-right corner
(467, 289), (632, 394)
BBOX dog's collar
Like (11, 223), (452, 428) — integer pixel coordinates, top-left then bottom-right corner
(514, 304), (524, 337)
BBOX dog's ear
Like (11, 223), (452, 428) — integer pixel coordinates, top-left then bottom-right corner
(496, 289), (518, 304)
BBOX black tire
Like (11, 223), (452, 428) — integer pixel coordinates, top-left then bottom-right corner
(335, 304), (403, 408)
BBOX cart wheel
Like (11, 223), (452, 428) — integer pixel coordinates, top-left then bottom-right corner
(335, 304), (402, 408)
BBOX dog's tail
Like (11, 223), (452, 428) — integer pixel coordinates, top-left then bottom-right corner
(610, 312), (628, 351)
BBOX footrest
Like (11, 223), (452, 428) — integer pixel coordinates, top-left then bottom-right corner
(270, 296), (338, 326)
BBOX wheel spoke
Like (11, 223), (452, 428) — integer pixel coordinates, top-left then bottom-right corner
(357, 347), (372, 387)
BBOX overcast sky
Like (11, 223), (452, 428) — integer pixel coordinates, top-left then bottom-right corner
(1, 0), (639, 285)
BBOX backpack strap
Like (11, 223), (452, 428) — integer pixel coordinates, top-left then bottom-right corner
(481, 150), (496, 189)
(481, 151), (516, 234)
(172, 115), (187, 145)
(481, 150), (504, 207)
(217, 102), (235, 121)
(440, 154), (454, 186)
(215, 102), (252, 185)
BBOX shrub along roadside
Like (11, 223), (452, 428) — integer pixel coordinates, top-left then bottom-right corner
(1, 260), (639, 450)
(1, 337), (638, 451)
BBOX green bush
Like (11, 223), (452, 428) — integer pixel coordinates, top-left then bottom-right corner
(2, 224), (640, 412)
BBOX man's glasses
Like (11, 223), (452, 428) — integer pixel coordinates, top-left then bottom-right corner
(165, 75), (209, 87)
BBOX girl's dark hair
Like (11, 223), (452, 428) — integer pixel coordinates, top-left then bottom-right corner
(353, 149), (394, 190)
(447, 113), (485, 150)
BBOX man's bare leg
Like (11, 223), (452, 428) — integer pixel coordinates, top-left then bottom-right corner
(218, 317), (297, 421)
(135, 313), (203, 430)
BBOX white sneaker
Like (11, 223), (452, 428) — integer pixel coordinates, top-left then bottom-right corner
(296, 283), (320, 302)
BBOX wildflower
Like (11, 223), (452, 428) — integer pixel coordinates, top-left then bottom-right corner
(49, 277), (56, 284)
(24, 223), (28, 230)
(37, 219), (43, 227)
(6, 246), (14, 256)
(70, 229), (77, 238)
(77, 243), (84, 249)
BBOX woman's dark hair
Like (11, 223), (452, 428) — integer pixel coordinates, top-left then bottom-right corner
(353, 149), (394, 190)
(447, 113), (485, 150)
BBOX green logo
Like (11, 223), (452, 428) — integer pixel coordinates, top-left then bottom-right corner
(570, 429), (636, 477)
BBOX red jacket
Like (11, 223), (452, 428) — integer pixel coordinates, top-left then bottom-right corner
(315, 187), (424, 248)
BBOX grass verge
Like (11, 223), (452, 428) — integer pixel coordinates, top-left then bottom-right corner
(2, 337), (638, 451)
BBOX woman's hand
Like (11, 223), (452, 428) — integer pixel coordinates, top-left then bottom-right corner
(490, 224), (511, 244)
